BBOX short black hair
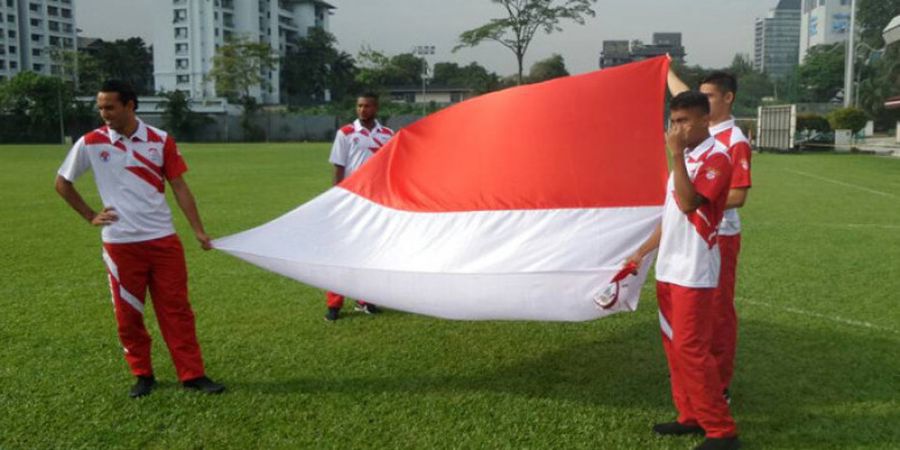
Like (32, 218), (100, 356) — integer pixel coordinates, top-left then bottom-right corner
(100, 80), (139, 110)
(700, 71), (738, 97)
(670, 91), (710, 115)
(358, 92), (379, 104)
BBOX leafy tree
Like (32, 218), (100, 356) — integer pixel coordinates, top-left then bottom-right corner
(727, 54), (775, 116)
(208, 37), (278, 101)
(355, 48), (426, 91)
(93, 38), (154, 95)
(797, 43), (845, 102)
(0, 71), (90, 142)
(159, 90), (211, 142)
(431, 62), (501, 93)
(281, 28), (357, 106)
(528, 53), (568, 82)
(857, 0), (900, 48)
(454, 0), (596, 85)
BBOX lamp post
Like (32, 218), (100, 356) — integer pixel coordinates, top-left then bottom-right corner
(843, 0), (857, 107)
(412, 45), (434, 116)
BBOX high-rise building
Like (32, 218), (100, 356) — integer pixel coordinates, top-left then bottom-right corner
(153, 0), (334, 104)
(799, 0), (852, 63)
(753, 0), (801, 79)
(599, 33), (686, 69)
(0, 0), (78, 82)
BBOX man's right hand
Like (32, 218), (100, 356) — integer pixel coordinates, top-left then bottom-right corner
(624, 252), (642, 275)
(91, 207), (118, 226)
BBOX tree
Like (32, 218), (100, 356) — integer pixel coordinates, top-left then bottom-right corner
(208, 37), (278, 101)
(797, 43), (845, 102)
(93, 38), (154, 95)
(454, 0), (596, 84)
(0, 71), (90, 142)
(727, 54), (775, 116)
(826, 107), (869, 133)
(159, 90), (210, 142)
(528, 53), (568, 82)
(431, 62), (501, 93)
(281, 28), (357, 106)
(857, 0), (900, 48)
(355, 48), (426, 91)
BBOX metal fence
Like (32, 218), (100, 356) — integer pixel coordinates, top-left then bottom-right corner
(756, 104), (796, 151)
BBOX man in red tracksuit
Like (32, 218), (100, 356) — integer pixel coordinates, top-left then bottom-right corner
(627, 91), (740, 450)
(55, 80), (224, 398)
(669, 70), (753, 400)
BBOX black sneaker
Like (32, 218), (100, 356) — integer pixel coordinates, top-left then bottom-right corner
(182, 376), (225, 394)
(695, 437), (741, 450)
(355, 303), (380, 314)
(723, 388), (732, 405)
(652, 421), (705, 436)
(324, 307), (340, 322)
(129, 375), (156, 398)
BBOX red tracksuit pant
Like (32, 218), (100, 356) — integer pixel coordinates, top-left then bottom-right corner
(713, 234), (741, 392)
(657, 281), (737, 438)
(102, 234), (206, 381)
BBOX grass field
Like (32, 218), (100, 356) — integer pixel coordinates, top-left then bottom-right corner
(1, 143), (898, 449)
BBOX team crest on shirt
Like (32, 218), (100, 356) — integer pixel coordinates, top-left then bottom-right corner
(705, 168), (719, 180)
(147, 147), (161, 162)
(99, 150), (111, 162)
(353, 137), (360, 144)
(740, 158), (749, 170)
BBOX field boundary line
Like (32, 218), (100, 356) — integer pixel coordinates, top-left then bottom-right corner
(750, 222), (900, 230)
(783, 169), (897, 199)
(738, 297), (898, 335)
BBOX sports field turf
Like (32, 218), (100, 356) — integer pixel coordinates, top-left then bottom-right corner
(1, 143), (898, 449)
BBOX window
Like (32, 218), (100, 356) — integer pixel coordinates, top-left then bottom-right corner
(32, 48), (40, 56)
(175, 43), (188, 54)
(33, 63), (43, 71)
(29, 3), (40, 12)
(6, 0), (13, 7)
(50, 65), (61, 75)
(8, 45), (16, 54)
(49, 36), (60, 45)
(175, 27), (188, 39)
(174, 8), (187, 23)
(6, 15), (14, 23)
(176, 74), (190, 84)
(32, 33), (42, 43)
(49, 21), (59, 31)
(7, 30), (15, 38)
(47, 6), (58, 16)
(61, 8), (71, 18)
(0, 62), (5, 70)
(176, 58), (189, 69)
(10, 60), (17, 69)
(63, 23), (72, 32)
(30, 18), (41, 27)
(63, 37), (73, 47)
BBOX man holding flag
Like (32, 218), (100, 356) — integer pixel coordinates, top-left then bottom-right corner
(627, 91), (740, 450)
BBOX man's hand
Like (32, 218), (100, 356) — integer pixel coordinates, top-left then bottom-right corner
(624, 252), (642, 275)
(90, 207), (118, 226)
(195, 232), (213, 251)
(666, 124), (689, 159)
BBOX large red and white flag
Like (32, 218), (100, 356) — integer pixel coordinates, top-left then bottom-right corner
(215, 56), (670, 321)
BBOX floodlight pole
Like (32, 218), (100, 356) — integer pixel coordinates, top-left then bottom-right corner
(413, 45), (434, 117)
(843, 0), (857, 108)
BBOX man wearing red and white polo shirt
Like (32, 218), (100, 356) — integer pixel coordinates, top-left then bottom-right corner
(324, 93), (394, 321)
(669, 70), (752, 400)
(627, 92), (739, 450)
(55, 80), (224, 398)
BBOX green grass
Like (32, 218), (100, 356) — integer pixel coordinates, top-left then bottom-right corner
(1, 144), (898, 449)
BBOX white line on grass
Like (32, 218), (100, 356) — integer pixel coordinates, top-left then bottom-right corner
(783, 169), (898, 199)
(750, 222), (900, 230)
(738, 297), (899, 335)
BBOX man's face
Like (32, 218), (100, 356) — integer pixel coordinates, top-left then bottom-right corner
(356, 97), (378, 121)
(699, 83), (734, 120)
(669, 107), (710, 148)
(96, 91), (134, 131)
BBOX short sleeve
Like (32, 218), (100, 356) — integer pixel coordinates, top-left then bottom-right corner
(328, 131), (348, 166)
(728, 142), (752, 189)
(57, 137), (91, 182)
(162, 135), (188, 180)
(693, 153), (733, 203)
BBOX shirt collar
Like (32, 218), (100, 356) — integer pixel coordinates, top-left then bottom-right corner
(686, 135), (717, 161)
(107, 119), (148, 143)
(354, 118), (382, 134)
(709, 116), (736, 136)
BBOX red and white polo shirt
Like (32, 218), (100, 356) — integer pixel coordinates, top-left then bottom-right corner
(58, 120), (187, 244)
(710, 117), (752, 237)
(328, 119), (394, 177)
(655, 136), (733, 288)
